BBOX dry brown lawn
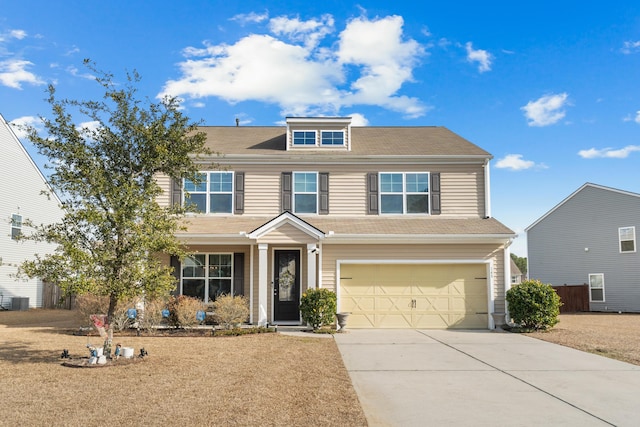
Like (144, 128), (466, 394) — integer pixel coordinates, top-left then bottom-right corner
(525, 312), (640, 365)
(0, 309), (367, 427)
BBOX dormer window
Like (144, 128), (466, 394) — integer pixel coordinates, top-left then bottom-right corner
(293, 131), (316, 146)
(321, 131), (344, 146)
(286, 117), (352, 151)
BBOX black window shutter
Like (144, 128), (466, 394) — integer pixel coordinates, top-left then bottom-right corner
(319, 172), (329, 215)
(233, 253), (245, 296)
(234, 172), (245, 214)
(170, 255), (181, 296)
(367, 172), (378, 214)
(431, 172), (441, 215)
(281, 172), (292, 212)
(171, 178), (182, 207)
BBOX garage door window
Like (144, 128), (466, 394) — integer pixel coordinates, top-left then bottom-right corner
(380, 172), (429, 214)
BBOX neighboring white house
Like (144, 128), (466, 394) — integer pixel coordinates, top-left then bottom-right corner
(0, 113), (62, 309)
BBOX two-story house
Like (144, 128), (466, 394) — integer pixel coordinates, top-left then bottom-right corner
(0, 113), (63, 309)
(158, 117), (515, 329)
(527, 183), (640, 312)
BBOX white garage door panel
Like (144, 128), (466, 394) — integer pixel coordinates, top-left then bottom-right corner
(340, 264), (488, 329)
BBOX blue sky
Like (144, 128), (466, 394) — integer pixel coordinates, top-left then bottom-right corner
(2, 1), (640, 256)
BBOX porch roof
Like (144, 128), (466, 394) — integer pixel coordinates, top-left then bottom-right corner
(177, 215), (515, 242)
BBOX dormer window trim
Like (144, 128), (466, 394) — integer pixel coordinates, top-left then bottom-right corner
(286, 117), (352, 151)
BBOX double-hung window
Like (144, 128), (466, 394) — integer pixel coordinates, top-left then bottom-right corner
(321, 131), (344, 146)
(619, 226), (636, 253)
(293, 172), (318, 214)
(588, 273), (605, 302)
(293, 131), (316, 146)
(184, 172), (233, 213)
(11, 214), (22, 240)
(379, 172), (429, 214)
(181, 254), (232, 302)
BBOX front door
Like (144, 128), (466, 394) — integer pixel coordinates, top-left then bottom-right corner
(274, 250), (301, 322)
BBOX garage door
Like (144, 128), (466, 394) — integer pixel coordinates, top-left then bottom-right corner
(340, 263), (488, 329)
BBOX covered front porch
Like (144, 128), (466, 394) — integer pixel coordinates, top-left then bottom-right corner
(176, 212), (326, 326)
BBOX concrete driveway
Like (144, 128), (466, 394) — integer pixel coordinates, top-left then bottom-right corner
(334, 329), (640, 426)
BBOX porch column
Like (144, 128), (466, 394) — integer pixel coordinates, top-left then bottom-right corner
(307, 243), (317, 289)
(258, 243), (269, 326)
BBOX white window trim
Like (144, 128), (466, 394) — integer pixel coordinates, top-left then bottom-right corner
(292, 130), (317, 146)
(10, 213), (22, 240)
(180, 253), (234, 303)
(292, 171), (319, 214)
(619, 226), (636, 253)
(320, 130), (345, 146)
(379, 172), (431, 215)
(183, 171), (234, 215)
(588, 273), (605, 303)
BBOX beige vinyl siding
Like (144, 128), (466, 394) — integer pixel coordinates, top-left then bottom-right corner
(440, 167), (485, 217)
(244, 172), (281, 216)
(321, 243), (506, 311)
(256, 223), (317, 244)
(175, 162), (485, 218)
(155, 173), (172, 207)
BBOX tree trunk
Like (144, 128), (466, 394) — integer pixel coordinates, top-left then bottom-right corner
(107, 294), (118, 325)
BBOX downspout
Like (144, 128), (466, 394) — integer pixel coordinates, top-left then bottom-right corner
(484, 158), (492, 218)
(503, 238), (514, 327)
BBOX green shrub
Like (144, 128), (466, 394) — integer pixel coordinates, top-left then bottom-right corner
(300, 288), (337, 330)
(506, 279), (562, 331)
(212, 294), (250, 329)
(167, 295), (205, 328)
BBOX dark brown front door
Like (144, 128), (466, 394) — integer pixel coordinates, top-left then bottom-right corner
(274, 250), (300, 322)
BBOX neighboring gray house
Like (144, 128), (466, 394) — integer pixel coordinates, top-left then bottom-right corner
(526, 183), (640, 312)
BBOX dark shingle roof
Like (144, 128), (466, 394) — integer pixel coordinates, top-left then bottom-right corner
(197, 126), (491, 157)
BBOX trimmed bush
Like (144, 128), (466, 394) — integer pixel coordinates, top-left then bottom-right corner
(75, 294), (137, 331)
(212, 294), (250, 329)
(506, 279), (562, 331)
(300, 288), (337, 330)
(167, 295), (205, 328)
(139, 297), (169, 332)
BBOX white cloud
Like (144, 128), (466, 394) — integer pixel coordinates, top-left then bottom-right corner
(0, 29), (27, 42)
(578, 145), (640, 159)
(230, 11), (269, 25)
(348, 113), (369, 126)
(67, 65), (94, 80)
(9, 29), (27, 40)
(269, 14), (334, 48)
(9, 115), (43, 140)
(521, 93), (569, 127)
(636, 111), (640, 124)
(621, 40), (640, 54)
(160, 14), (427, 119)
(0, 59), (45, 89)
(494, 154), (537, 171)
(465, 42), (492, 72)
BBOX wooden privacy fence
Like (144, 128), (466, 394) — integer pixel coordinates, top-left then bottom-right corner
(42, 282), (76, 309)
(552, 284), (589, 313)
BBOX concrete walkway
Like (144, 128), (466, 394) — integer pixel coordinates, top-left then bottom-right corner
(334, 329), (640, 427)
